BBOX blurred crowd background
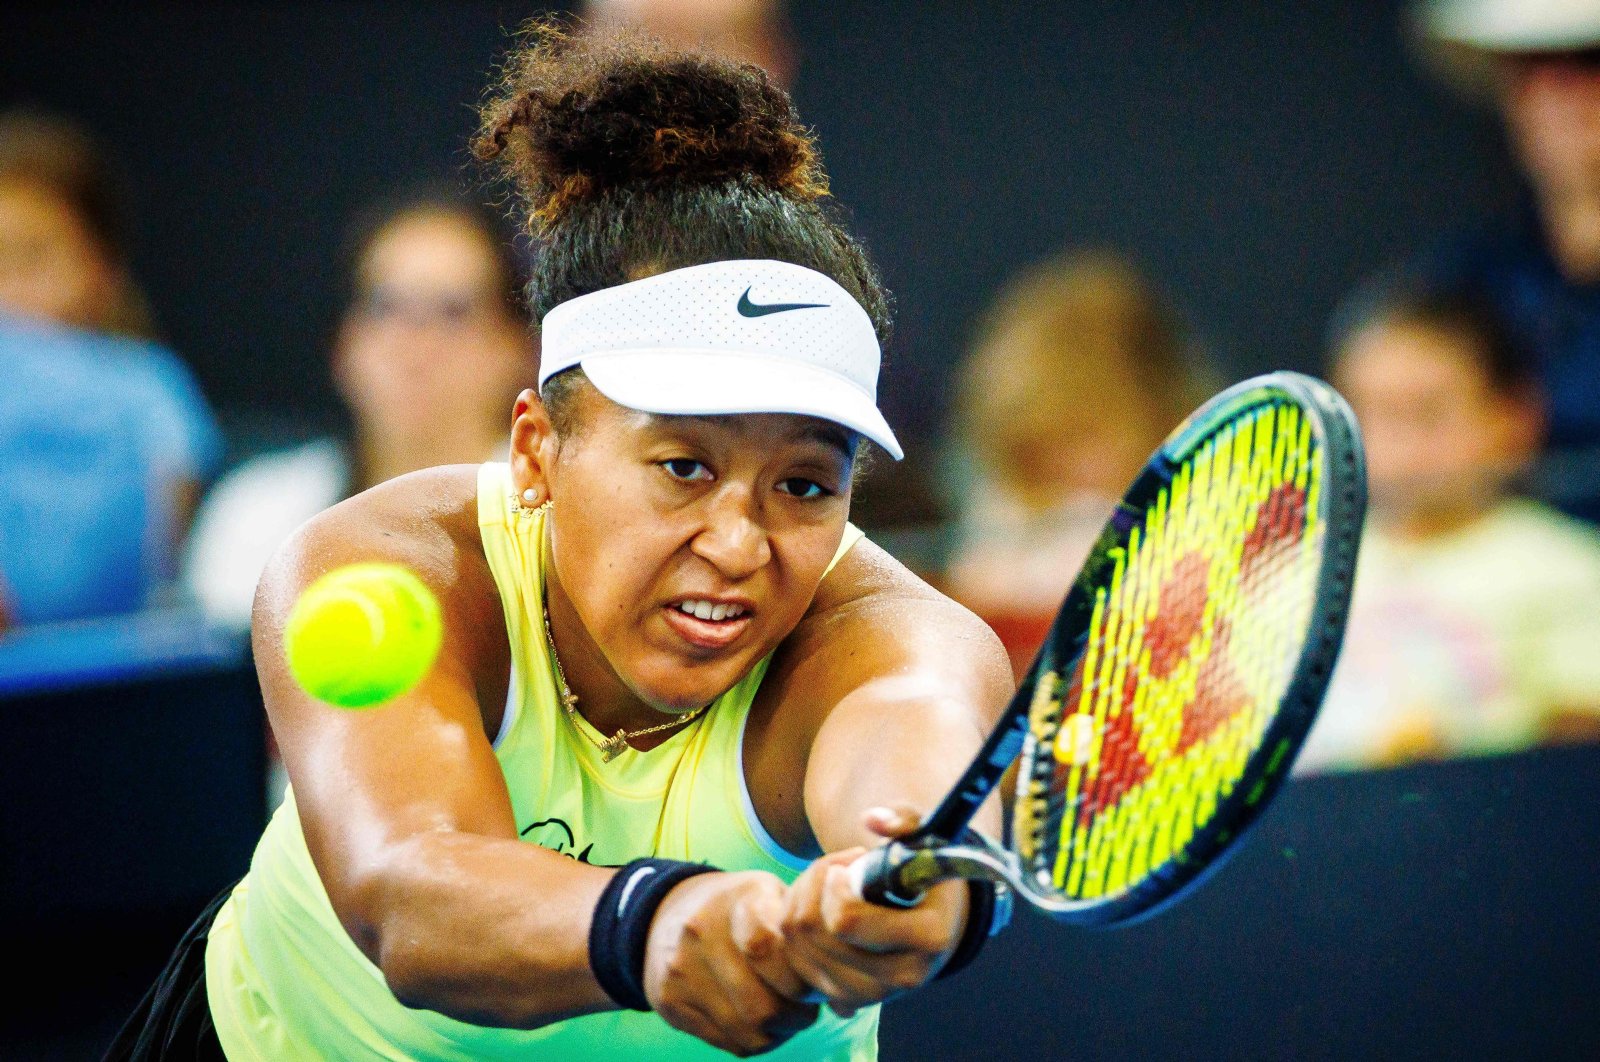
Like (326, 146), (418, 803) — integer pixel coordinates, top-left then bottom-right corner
(5, 0), (1600, 1055)
(6, 0), (1598, 776)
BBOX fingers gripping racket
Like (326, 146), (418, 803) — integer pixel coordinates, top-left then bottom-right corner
(851, 372), (1366, 925)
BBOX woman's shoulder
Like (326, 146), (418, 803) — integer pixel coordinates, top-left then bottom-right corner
(257, 464), (496, 619)
(809, 535), (948, 614)
(783, 535), (1010, 686)
(315, 461), (478, 534)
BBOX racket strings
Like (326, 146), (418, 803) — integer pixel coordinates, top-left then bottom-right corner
(1019, 399), (1324, 901)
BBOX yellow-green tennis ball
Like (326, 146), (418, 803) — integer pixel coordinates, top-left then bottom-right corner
(283, 562), (443, 709)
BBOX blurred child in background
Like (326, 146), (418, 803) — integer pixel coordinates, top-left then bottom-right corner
(944, 250), (1212, 672)
(0, 109), (221, 630)
(182, 190), (535, 626)
(1297, 283), (1600, 773)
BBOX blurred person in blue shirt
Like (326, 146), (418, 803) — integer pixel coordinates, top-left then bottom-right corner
(0, 110), (222, 630)
(1411, 0), (1600, 521)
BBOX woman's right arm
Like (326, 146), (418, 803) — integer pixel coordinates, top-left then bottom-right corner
(254, 471), (811, 1052)
(254, 476), (617, 1026)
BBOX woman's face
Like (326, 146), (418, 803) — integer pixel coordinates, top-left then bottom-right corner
(973, 334), (1166, 508)
(335, 211), (530, 441)
(526, 383), (855, 715)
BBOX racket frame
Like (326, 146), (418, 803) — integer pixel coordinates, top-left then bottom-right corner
(859, 371), (1366, 924)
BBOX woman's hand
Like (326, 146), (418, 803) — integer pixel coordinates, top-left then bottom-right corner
(643, 870), (819, 1057)
(775, 805), (969, 1017)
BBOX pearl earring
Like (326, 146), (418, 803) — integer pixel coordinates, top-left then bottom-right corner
(522, 489), (539, 505)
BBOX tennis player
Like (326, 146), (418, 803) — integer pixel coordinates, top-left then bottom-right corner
(110, 23), (1012, 1062)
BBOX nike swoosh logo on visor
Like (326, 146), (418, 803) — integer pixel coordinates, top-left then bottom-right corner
(737, 287), (829, 317)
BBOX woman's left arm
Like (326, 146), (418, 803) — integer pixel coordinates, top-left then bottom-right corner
(802, 594), (1012, 851)
(752, 558), (1015, 1013)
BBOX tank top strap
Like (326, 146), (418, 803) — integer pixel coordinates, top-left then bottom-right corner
(475, 462), (559, 757)
(828, 522), (865, 576)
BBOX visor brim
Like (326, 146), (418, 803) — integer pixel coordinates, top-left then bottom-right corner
(578, 349), (904, 461)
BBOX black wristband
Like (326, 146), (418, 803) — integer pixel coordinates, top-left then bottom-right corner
(588, 858), (719, 1011)
(934, 830), (1012, 982)
(935, 879), (1003, 981)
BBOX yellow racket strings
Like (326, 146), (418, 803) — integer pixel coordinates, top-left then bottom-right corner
(1024, 400), (1323, 901)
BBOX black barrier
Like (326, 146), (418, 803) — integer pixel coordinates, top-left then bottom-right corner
(0, 614), (265, 929)
(882, 745), (1600, 1060)
(1, 618), (266, 1054)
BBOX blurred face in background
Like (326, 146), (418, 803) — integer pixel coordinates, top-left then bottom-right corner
(1336, 317), (1541, 536)
(1500, 51), (1600, 204)
(958, 254), (1200, 515)
(334, 209), (531, 453)
(583, 0), (795, 86)
(0, 177), (120, 332)
(973, 335), (1168, 510)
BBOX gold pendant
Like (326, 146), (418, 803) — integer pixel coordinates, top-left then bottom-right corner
(600, 731), (631, 762)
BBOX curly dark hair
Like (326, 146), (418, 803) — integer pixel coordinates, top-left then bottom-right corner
(473, 19), (892, 384)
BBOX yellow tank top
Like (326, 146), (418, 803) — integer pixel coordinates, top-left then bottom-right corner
(205, 462), (876, 1061)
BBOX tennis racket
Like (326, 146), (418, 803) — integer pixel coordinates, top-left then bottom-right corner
(851, 371), (1365, 925)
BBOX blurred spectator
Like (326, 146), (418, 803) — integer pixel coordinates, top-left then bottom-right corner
(1409, 0), (1600, 521)
(182, 190), (534, 626)
(0, 110), (222, 630)
(581, 0), (796, 86)
(0, 108), (158, 339)
(944, 250), (1213, 672)
(1297, 284), (1600, 773)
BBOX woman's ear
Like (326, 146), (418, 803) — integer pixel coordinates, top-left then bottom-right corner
(510, 388), (557, 505)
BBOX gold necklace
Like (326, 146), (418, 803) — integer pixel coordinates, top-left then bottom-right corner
(540, 598), (708, 762)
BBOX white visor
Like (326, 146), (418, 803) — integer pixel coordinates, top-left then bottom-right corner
(539, 259), (902, 460)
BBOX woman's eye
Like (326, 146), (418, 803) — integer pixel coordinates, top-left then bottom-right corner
(777, 477), (830, 499)
(661, 458), (710, 481)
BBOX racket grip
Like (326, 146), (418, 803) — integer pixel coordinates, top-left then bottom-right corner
(848, 843), (926, 908)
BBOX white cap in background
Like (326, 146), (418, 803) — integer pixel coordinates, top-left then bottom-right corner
(1420, 0), (1600, 53)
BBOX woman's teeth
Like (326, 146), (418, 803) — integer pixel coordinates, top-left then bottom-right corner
(675, 600), (748, 622)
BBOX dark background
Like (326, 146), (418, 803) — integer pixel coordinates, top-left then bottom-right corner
(0, 0), (1518, 454)
(879, 745), (1600, 1061)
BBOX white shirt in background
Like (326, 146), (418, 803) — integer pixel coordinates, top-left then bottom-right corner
(181, 439), (351, 629)
(1297, 499), (1600, 773)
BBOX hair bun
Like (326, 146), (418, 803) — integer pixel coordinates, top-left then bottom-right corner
(477, 22), (827, 229)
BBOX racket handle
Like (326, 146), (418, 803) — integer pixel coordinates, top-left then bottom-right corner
(847, 843), (927, 908)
